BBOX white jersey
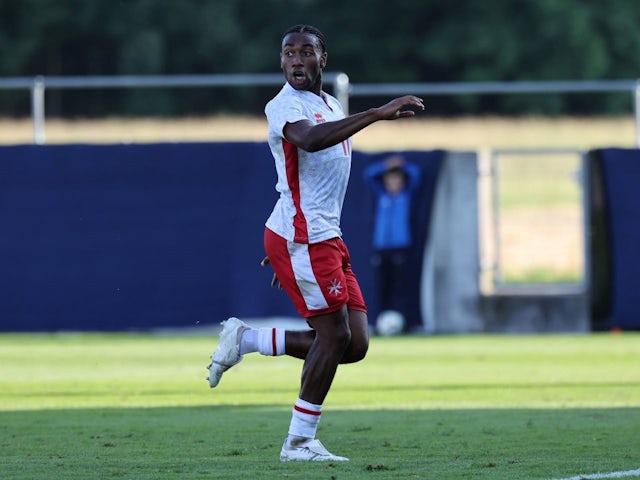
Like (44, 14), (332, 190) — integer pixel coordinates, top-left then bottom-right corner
(264, 82), (352, 244)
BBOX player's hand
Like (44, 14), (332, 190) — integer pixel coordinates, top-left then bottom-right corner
(260, 256), (282, 289)
(377, 95), (424, 120)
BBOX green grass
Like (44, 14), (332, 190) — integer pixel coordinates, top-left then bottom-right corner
(1, 332), (639, 479)
(502, 268), (581, 284)
(497, 152), (582, 210)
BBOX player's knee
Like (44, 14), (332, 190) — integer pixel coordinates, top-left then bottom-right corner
(351, 340), (369, 363)
(332, 322), (352, 350)
(341, 336), (368, 364)
(314, 313), (351, 348)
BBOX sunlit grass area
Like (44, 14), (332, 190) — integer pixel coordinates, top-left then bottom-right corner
(1, 332), (639, 479)
(0, 115), (635, 150)
(493, 151), (584, 284)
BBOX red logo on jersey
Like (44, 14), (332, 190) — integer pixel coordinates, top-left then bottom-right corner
(314, 112), (326, 124)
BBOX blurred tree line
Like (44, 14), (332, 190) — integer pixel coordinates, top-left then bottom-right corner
(1, 0), (639, 117)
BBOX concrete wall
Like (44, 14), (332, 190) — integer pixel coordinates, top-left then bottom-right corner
(421, 151), (484, 333)
(419, 151), (590, 334)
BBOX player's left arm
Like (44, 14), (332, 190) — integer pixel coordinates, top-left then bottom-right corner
(284, 95), (424, 152)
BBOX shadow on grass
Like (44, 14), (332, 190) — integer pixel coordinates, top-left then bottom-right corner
(1, 405), (639, 480)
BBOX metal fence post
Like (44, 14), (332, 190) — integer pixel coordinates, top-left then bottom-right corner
(332, 72), (350, 115)
(635, 80), (640, 148)
(31, 76), (46, 145)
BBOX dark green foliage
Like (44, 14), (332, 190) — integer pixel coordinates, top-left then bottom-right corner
(1, 0), (639, 116)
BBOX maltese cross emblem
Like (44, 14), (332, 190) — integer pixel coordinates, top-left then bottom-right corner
(328, 279), (343, 296)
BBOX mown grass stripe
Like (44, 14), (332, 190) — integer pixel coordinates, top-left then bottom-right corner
(550, 468), (640, 480)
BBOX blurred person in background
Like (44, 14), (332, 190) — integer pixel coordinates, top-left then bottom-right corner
(364, 154), (422, 334)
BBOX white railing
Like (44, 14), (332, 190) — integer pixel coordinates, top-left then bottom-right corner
(0, 73), (350, 145)
(350, 79), (640, 149)
(0, 74), (639, 146)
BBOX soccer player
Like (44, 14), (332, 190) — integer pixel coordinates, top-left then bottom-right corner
(207, 24), (424, 462)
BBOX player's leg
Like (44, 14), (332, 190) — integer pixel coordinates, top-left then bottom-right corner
(207, 309), (366, 387)
(269, 237), (369, 365)
(271, 308), (367, 363)
(339, 258), (369, 364)
(280, 306), (351, 461)
(280, 237), (364, 461)
(298, 306), (351, 404)
(207, 233), (368, 386)
(284, 308), (368, 364)
(281, 330), (314, 359)
(340, 309), (369, 364)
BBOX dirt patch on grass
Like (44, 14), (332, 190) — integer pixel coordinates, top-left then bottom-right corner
(498, 206), (583, 278)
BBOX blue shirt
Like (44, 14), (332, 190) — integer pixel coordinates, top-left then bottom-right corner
(363, 160), (421, 250)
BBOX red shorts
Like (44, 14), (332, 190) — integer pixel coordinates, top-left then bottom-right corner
(264, 228), (367, 318)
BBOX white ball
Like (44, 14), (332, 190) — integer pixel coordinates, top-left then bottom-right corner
(376, 310), (405, 336)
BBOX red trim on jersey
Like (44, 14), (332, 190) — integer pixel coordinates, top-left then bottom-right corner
(282, 139), (308, 243)
(294, 405), (322, 416)
(271, 328), (277, 356)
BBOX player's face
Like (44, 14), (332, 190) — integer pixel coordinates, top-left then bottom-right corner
(280, 32), (327, 93)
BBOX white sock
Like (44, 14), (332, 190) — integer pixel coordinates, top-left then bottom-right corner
(239, 328), (286, 356)
(287, 397), (322, 440)
(257, 328), (286, 356)
(239, 329), (258, 355)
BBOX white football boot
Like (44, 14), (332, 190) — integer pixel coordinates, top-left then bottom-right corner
(207, 317), (249, 388)
(279, 438), (349, 462)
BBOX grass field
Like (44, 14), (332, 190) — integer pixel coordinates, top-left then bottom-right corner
(1, 331), (639, 480)
(490, 151), (585, 284)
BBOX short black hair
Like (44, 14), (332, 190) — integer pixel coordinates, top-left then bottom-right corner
(282, 24), (327, 53)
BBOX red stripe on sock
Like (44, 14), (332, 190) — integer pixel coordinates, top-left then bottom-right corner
(271, 328), (277, 356)
(294, 405), (322, 416)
